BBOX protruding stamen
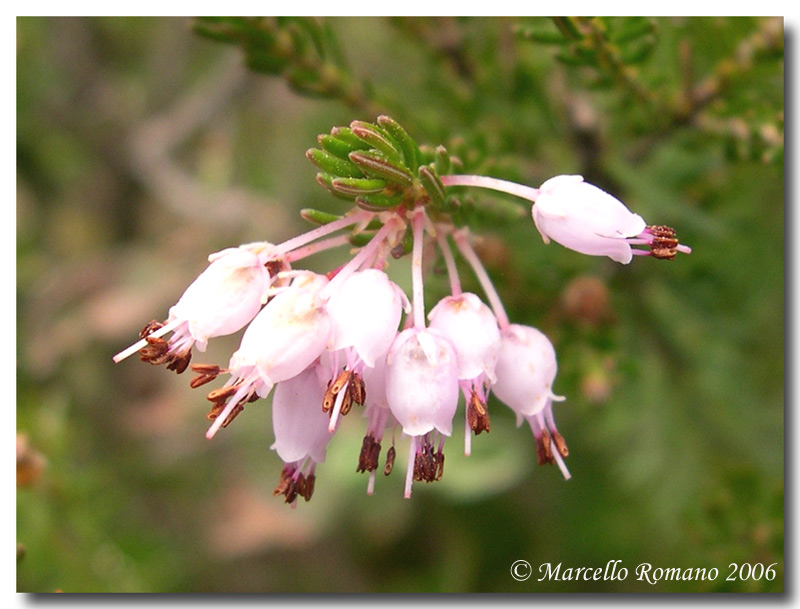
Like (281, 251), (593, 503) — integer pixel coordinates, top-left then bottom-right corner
(273, 466), (316, 504)
(357, 434), (382, 473)
(330, 369), (352, 395)
(273, 465), (294, 497)
(138, 336), (170, 364)
(404, 437), (417, 499)
(467, 390), (491, 435)
(339, 389), (354, 417)
(384, 445), (396, 476)
(552, 431), (569, 458)
(139, 320), (166, 338)
(206, 385), (238, 403)
(303, 473), (316, 502)
(412, 435), (446, 483)
(189, 364), (221, 389)
(112, 318), (181, 363)
(165, 351), (192, 374)
(535, 433), (550, 466)
(205, 381), (259, 438)
(541, 428), (553, 463)
(322, 389), (336, 413)
(350, 372), (366, 406)
(323, 370), (350, 413)
(637, 225), (692, 260)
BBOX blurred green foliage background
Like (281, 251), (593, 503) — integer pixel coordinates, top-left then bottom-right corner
(16, 16), (783, 593)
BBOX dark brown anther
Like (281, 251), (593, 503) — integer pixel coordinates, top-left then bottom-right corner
(190, 373), (216, 389)
(139, 336), (169, 363)
(272, 479), (290, 497)
(303, 474), (316, 501)
(220, 403), (245, 428)
(384, 446), (396, 476)
(190, 364), (221, 388)
(357, 435), (380, 473)
(284, 481), (298, 504)
(295, 472), (307, 499)
(205, 382), (251, 428)
(370, 438), (381, 468)
(322, 370), (351, 414)
(535, 436), (549, 466)
(206, 401), (224, 422)
(413, 443), (442, 483)
(413, 451), (426, 482)
(541, 429), (553, 462)
(273, 465), (303, 504)
(551, 431), (569, 458)
(139, 320), (165, 339)
(330, 370), (352, 395)
(352, 373), (366, 405)
(137, 327), (192, 374)
(434, 450), (445, 481)
(339, 390), (354, 416)
(272, 467), (293, 497)
(322, 387), (336, 413)
(166, 351), (191, 374)
(647, 225), (680, 260)
(191, 363), (222, 373)
(357, 435), (371, 472)
(467, 391), (491, 435)
(206, 385), (237, 403)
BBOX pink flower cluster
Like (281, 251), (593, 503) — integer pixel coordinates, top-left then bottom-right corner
(115, 146), (690, 504)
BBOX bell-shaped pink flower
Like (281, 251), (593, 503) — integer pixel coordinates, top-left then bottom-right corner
(231, 273), (331, 384)
(318, 269), (408, 432)
(385, 328), (459, 437)
(270, 364), (331, 505)
(492, 324), (570, 479)
(204, 272), (332, 439)
(428, 292), (500, 382)
(112, 242), (275, 368)
(492, 324), (562, 421)
(442, 173), (689, 263)
(167, 242), (275, 351)
(532, 175), (647, 264)
(428, 292), (500, 454)
(271, 366), (334, 465)
(325, 268), (409, 367)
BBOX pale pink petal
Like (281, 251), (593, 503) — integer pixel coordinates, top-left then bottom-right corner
(428, 292), (500, 382)
(385, 328), (459, 437)
(271, 366), (332, 464)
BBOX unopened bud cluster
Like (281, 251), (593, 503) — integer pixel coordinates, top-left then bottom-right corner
(114, 116), (690, 504)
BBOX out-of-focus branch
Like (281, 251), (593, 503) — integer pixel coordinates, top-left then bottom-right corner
(630, 17), (783, 161)
(126, 52), (288, 228)
(675, 16), (783, 123)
